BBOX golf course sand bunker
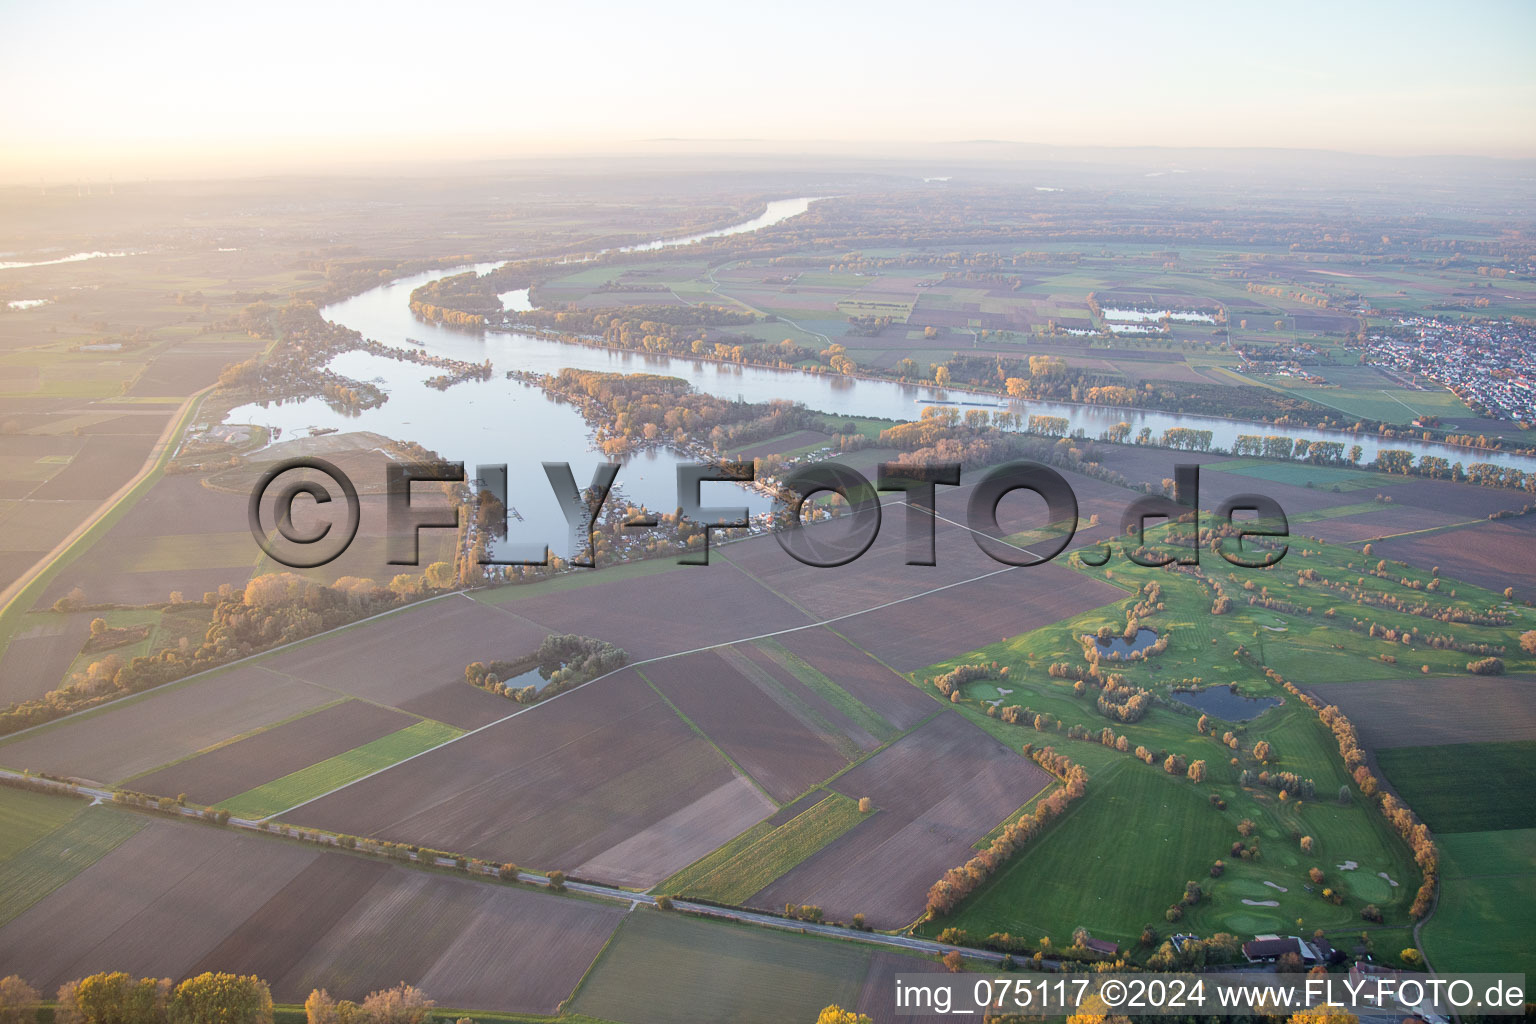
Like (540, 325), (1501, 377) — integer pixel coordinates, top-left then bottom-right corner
(1242, 899), (1280, 906)
(1379, 872), (1399, 887)
(1263, 880), (1288, 891)
(1338, 860), (1359, 870)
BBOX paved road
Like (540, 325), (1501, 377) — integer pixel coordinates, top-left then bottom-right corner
(0, 387), (209, 620)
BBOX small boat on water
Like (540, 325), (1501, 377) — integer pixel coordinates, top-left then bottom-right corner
(915, 397), (1005, 409)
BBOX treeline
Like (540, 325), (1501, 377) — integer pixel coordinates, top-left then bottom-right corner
(1295, 564), (1510, 628)
(0, 970), (459, 1024)
(1231, 431), (1536, 483)
(1043, 661), (1149, 723)
(1258, 665), (1439, 919)
(1226, 566), (1507, 659)
(1, 571), (456, 737)
(5, 971), (274, 1024)
(1238, 768), (1317, 801)
(925, 747), (1086, 917)
(930, 662), (1005, 700)
(880, 407), (1056, 469)
(538, 367), (822, 455)
(410, 271), (506, 320)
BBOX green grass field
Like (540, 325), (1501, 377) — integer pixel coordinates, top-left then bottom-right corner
(0, 804), (146, 926)
(924, 761), (1224, 945)
(1421, 829), (1536, 976)
(1437, 827), (1536, 879)
(224, 719), (462, 819)
(1289, 501), (1394, 523)
(924, 756), (1416, 948)
(662, 793), (867, 904)
(0, 785), (85, 859)
(1209, 459), (1402, 493)
(570, 910), (869, 1024)
(901, 522), (1504, 954)
(1376, 741), (1536, 834)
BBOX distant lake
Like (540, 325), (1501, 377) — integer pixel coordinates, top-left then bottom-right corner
(1101, 307), (1216, 324)
(0, 250), (139, 271)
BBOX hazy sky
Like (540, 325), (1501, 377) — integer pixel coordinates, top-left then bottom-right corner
(3, 0), (1534, 180)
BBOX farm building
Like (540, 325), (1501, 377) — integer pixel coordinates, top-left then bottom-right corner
(1242, 936), (1321, 963)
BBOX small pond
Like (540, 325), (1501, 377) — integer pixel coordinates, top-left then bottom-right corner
(502, 663), (562, 694)
(1083, 628), (1159, 658)
(1171, 687), (1281, 721)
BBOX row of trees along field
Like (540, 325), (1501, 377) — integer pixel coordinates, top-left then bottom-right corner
(924, 746), (1087, 917)
(0, 568), (459, 737)
(0, 973), (467, 1024)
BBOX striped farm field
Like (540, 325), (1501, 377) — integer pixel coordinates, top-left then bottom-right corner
(0, 805), (146, 926)
(571, 909), (868, 1024)
(223, 719), (462, 819)
(0, 784), (84, 860)
(666, 792), (867, 904)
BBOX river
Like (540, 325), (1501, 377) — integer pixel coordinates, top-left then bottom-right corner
(226, 198), (1536, 553)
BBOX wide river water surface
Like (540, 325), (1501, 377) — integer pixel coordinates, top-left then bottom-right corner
(226, 198), (1536, 552)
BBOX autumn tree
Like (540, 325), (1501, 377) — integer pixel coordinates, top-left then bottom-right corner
(56, 973), (171, 1024)
(1287, 1006), (1358, 1024)
(0, 976), (40, 1024)
(942, 950), (964, 973)
(305, 989), (353, 1024)
(169, 973), (273, 1024)
(1253, 740), (1273, 762)
(816, 1008), (873, 1024)
(358, 984), (433, 1024)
